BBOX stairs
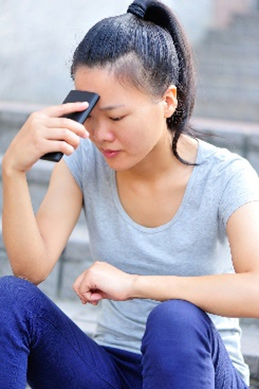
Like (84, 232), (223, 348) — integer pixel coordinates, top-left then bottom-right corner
(194, 11), (259, 122)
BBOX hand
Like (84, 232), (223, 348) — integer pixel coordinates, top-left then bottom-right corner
(2, 102), (89, 174)
(73, 261), (137, 305)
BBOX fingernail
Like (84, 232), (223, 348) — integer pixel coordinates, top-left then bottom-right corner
(83, 131), (89, 139)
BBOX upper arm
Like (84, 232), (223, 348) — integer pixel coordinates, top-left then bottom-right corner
(36, 159), (83, 264)
(226, 201), (259, 274)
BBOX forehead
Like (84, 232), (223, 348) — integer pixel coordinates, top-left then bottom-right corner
(74, 66), (152, 106)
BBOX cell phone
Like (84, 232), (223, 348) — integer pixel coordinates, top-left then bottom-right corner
(40, 90), (100, 162)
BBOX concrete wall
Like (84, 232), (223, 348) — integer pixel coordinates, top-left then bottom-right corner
(212, 0), (254, 28)
(0, 0), (214, 105)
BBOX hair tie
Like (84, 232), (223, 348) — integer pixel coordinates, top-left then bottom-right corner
(127, 1), (146, 19)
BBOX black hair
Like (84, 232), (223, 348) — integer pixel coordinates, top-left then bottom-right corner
(71, 0), (196, 164)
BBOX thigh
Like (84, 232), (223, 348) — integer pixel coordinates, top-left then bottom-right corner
(26, 294), (125, 389)
(0, 276), (142, 389)
(141, 300), (248, 389)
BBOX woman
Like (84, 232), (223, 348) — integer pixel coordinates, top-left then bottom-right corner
(1, 0), (258, 387)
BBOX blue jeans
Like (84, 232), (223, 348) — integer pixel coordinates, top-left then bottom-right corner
(0, 276), (248, 388)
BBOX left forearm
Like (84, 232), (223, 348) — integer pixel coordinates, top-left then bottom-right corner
(132, 272), (259, 318)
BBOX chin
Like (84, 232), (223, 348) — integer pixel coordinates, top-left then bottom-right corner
(104, 156), (141, 172)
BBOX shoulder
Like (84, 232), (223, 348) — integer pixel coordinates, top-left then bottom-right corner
(197, 139), (257, 181)
(197, 140), (259, 225)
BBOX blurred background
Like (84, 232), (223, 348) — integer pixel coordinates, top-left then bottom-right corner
(1, 3), (259, 386)
(0, 0), (258, 120)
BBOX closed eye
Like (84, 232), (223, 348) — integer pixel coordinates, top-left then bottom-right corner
(110, 116), (125, 122)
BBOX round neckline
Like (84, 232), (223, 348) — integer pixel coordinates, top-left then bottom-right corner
(110, 140), (201, 233)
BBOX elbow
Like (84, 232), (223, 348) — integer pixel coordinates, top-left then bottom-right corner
(245, 273), (259, 318)
(11, 262), (49, 286)
(12, 270), (46, 286)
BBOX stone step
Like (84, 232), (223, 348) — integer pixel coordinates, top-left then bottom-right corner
(194, 8), (259, 122)
(197, 82), (259, 102)
(194, 99), (259, 123)
(204, 14), (259, 42)
(203, 29), (259, 46)
(241, 318), (259, 384)
(228, 12), (259, 34)
(196, 41), (259, 57)
(196, 73), (258, 89)
(0, 155), (86, 227)
(195, 54), (259, 76)
(0, 101), (44, 154)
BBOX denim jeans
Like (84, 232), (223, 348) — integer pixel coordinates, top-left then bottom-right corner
(0, 276), (248, 388)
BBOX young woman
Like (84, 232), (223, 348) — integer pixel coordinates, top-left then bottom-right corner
(1, 0), (258, 387)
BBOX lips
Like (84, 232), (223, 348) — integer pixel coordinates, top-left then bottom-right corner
(101, 149), (121, 159)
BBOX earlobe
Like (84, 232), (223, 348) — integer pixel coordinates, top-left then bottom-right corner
(163, 85), (178, 118)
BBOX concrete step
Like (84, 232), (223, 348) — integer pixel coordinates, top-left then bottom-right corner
(197, 82), (259, 102)
(197, 42), (259, 58)
(0, 101), (44, 154)
(229, 12), (259, 34)
(240, 318), (259, 384)
(203, 29), (259, 46)
(194, 8), (259, 122)
(196, 73), (259, 90)
(194, 99), (259, 123)
(196, 54), (259, 77)
(0, 155), (86, 227)
(204, 13), (259, 42)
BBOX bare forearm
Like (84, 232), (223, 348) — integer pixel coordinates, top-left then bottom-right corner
(2, 166), (50, 283)
(132, 272), (259, 318)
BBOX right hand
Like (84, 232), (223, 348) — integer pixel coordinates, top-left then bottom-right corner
(2, 102), (90, 174)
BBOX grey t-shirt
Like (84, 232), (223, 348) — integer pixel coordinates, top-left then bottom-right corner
(64, 138), (259, 385)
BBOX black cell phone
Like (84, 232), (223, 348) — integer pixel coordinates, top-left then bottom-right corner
(40, 90), (100, 162)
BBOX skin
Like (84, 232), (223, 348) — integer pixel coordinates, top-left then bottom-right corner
(2, 66), (259, 317)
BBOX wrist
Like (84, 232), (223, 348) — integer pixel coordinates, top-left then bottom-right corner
(2, 154), (27, 178)
(130, 275), (179, 301)
(130, 275), (150, 299)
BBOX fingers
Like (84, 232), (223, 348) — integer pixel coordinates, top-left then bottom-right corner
(31, 111), (89, 140)
(4, 102), (92, 174)
(73, 271), (103, 305)
(42, 126), (86, 151)
(46, 101), (90, 119)
(29, 108), (90, 157)
(73, 272), (87, 304)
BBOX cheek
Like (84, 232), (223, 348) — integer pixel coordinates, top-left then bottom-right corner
(122, 121), (159, 154)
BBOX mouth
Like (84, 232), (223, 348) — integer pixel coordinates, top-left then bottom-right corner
(101, 149), (121, 159)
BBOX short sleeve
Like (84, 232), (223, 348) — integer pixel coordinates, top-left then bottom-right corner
(219, 158), (259, 226)
(63, 142), (84, 191)
(63, 138), (96, 192)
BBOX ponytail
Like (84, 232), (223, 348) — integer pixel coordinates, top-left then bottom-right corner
(127, 0), (196, 164)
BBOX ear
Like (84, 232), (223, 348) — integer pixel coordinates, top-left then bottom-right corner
(162, 85), (178, 118)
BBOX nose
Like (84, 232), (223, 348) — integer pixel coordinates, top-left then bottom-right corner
(91, 121), (115, 143)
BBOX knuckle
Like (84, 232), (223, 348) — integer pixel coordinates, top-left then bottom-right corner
(61, 128), (70, 138)
(59, 117), (69, 127)
(59, 141), (72, 154)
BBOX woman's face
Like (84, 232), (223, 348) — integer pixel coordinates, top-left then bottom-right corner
(74, 66), (176, 171)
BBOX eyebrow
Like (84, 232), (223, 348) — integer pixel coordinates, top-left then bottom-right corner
(99, 104), (126, 111)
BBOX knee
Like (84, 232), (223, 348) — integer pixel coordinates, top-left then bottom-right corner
(0, 275), (39, 306)
(147, 299), (207, 331)
(142, 300), (211, 354)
